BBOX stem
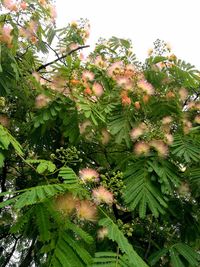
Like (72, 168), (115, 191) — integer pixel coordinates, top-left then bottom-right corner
(115, 246), (120, 267)
(36, 45), (90, 72)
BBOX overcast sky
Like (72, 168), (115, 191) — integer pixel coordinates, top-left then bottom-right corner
(56, 0), (200, 68)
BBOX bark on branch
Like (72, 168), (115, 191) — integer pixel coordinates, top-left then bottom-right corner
(36, 45), (90, 72)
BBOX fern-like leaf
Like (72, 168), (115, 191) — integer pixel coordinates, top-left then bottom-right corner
(90, 251), (131, 267)
(123, 160), (167, 218)
(171, 134), (200, 163)
(99, 217), (149, 267)
(14, 183), (74, 209)
(50, 230), (92, 267)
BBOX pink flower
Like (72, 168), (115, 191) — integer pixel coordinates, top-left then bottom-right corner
(92, 186), (114, 205)
(101, 129), (110, 145)
(178, 88), (188, 101)
(3, 0), (18, 11)
(94, 55), (107, 68)
(121, 94), (131, 106)
(54, 193), (77, 215)
(124, 64), (136, 78)
(150, 140), (168, 157)
(134, 142), (150, 155)
(116, 77), (132, 90)
(107, 61), (123, 77)
(130, 127), (144, 140)
(79, 120), (91, 134)
(35, 94), (51, 109)
(194, 115), (200, 124)
(0, 25), (13, 46)
(76, 200), (97, 221)
(82, 70), (95, 81)
(49, 5), (57, 20)
(38, 0), (47, 5)
(137, 79), (154, 95)
(92, 82), (104, 97)
(69, 42), (79, 51)
(162, 116), (173, 125)
(0, 114), (10, 128)
(165, 134), (174, 145)
(20, 1), (27, 10)
(97, 227), (108, 240)
(32, 72), (41, 82)
(79, 168), (99, 183)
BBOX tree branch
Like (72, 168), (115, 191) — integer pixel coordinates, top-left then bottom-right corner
(36, 45), (90, 72)
(1, 236), (20, 267)
(0, 162), (7, 211)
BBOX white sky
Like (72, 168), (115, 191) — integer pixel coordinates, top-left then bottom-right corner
(56, 0), (200, 68)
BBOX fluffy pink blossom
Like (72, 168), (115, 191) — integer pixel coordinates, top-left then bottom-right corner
(76, 200), (97, 221)
(32, 72), (41, 82)
(20, 1), (27, 10)
(121, 94), (131, 106)
(2, 0), (18, 11)
(92, 186), (114, 205)
(137, 79), (154, 95)
(124, 64), (136, 78)
(54, 193), (77, 215)
(92, 82), (104, 97)
(194, 115), (200, 124)
(134, 142), (150, 155)
(0, 25), (13, 46)
(130, 127), (144, 140)
(94, 55), (107, 68)
(178, 88), (188, 101)
(101, 129), (110, 145)
(107, 61), (123, 77)
(79, 120), (91, 134)
(69, 42), (79, 51)
(165, 134), (174, 145)
(82, 70), (95, 81)
(150, 140), (168, 157)
(116, 77), (132, 90)
(0, 114), (10, 128)
(162, 116), (173, 125)
(49, 5), (57, 20)
(38, 0), (47, 5)
(35, 94), (51, 109)
(97, 227), (108, 240)
(79, 168), (99, 183)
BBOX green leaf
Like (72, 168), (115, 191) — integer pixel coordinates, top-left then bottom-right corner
(0, 152), (5, 167)
(99, 217), (149, 267)
(123, 159), (167, 217)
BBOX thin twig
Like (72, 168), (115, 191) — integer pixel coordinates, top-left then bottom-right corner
(36, 45), (90, 72)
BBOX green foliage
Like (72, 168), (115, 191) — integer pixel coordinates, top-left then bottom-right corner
(171, 134), (200, 163)
(123, 159), (168, 218)
(90, 251), (131, 267)
(26, 159), (56, 174)
(149, 243), (199, 267)
(0, 125), (23, 155)
(99, 217), (149, 267)
(0, 1), (199, 266)
(50, 229), (93, 267)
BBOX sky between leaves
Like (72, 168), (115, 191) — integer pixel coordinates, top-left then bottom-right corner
(56, 0), (200, 68)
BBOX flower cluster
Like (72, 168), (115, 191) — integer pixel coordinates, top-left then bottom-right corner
(54, 193), (97, 222)
(79, 168), (99, 183)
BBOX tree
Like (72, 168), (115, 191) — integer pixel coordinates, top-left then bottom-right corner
(0, 1), (200, 266)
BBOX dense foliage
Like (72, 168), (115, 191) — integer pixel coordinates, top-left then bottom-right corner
(0, 1), (200, 266)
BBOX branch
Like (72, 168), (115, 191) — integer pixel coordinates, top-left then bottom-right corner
(19, 238), (36, 267)
(36, 45), (90, 72)
(0, 162), (7, 211)
(1, 236), (20, 267)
